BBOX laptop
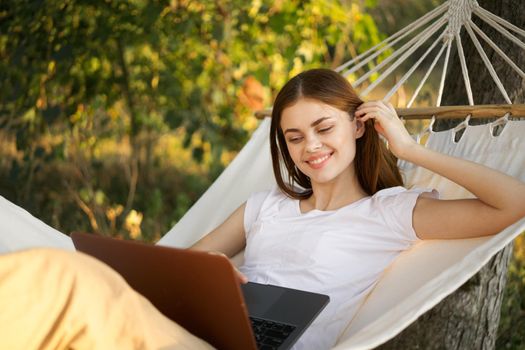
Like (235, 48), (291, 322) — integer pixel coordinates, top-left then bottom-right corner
(71, 232), (329, 350)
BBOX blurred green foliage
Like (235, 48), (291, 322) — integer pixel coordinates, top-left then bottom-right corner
(0, 0), (384, 239)
(497, 235), (525, 349)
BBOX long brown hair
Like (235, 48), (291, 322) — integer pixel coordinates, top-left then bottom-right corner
(270, 68), (403, 199)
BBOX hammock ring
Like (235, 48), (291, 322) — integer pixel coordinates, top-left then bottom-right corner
(452, 114), (471, 143)
(490, 112), (510, 137)
(416, 115), (436, 145)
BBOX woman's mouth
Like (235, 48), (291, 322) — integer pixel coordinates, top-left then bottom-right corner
(306, 152), (333, 169)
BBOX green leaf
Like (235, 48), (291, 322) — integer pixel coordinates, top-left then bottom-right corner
(192, 146), (204, 163)
(164, 109), (183, 129)
(41, 105), (62, 124)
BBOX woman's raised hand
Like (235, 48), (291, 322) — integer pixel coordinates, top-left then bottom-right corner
(355, 101), (417, 159)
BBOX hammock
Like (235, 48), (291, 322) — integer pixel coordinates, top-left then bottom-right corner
(1, 0), (524, 348)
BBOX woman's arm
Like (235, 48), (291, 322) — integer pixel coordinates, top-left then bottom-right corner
(404, 146), (525, 239)
(190, 203), (247, 257)
(190, 203), (248, 283)
(356, 101), (525, 240)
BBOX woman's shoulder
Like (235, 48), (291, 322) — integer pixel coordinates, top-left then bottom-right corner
(247, 185), (288, 204)
(371, 186), (438, 199)
(366, 186), (439, 217)
(367, 186), (438, 242)
(244, 186), (294, 232)
(245, 185), (292, 215)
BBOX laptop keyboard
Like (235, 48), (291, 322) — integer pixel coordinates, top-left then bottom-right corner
(250, 317), (296, 350)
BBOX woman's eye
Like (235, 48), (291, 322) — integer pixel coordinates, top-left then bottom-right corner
(288, 137), (303, 143)
(318, 126), (333, 133)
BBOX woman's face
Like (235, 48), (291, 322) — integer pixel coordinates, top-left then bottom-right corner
(280, 98), (364, 185)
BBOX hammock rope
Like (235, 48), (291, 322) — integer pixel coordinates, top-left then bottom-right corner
(383, 31), (447, 102)
(406, 40), (448, 108)
(333, 0), (525, 107)
(362, 21), (448, 97)
(334, 2), (449, 73)
(469, 21), (525, 80)
(476, 6), (525, 39)
(446, 0), (475, 37)
(353, 17), (448, 89)
(455, 31), (474, 105)
(436, 39), (453, 107)
(464, 22), (511, 103)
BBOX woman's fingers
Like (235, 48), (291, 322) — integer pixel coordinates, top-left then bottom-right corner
(356, 112), (374, 122)
(356, 102), (395, 121)
(355, 100), (417, 159)
(355, 107), (380, 118)
(357, 100), (391, 112)
(208, 251), (248, 284)
(386, 102), (397, 114)
(234, 267), (248, 284)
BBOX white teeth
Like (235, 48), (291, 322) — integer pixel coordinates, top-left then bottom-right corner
(310, 154), (330, 165)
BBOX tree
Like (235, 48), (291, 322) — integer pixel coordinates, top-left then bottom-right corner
(379, 0), (525, 348)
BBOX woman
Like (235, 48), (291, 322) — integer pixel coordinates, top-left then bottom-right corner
(191, 69), (525, 349)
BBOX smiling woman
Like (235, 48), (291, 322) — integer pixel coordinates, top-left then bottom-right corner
(281, 100), (363, 199)
(269, 69), (402, 205)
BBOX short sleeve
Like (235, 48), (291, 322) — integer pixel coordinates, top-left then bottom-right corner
(374, 186), (439, 242)
(243, 189), (272, 234)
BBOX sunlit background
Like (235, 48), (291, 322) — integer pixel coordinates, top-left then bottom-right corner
(0, 1), (522, 347)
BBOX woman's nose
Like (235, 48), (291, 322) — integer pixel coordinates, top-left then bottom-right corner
(305, 137), (323, 153)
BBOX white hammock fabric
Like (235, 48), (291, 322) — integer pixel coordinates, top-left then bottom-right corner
(0, 197), (74, 253)
(1, 117), (524, 349)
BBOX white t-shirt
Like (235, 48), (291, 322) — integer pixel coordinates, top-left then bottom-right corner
(239, 186), (436, 350)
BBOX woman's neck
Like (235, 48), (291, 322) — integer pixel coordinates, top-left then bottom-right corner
(301, 169), (368, 212)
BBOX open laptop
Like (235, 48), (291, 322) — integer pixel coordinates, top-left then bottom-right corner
(71, 232), (329, 350)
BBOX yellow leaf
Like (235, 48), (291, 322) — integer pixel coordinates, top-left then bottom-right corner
(151, 75), (159, 89)
(47, 61), (56, 75)
(125, 209), (143, 239)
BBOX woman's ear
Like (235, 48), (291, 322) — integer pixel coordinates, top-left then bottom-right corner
(355, 119), (365, 139)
